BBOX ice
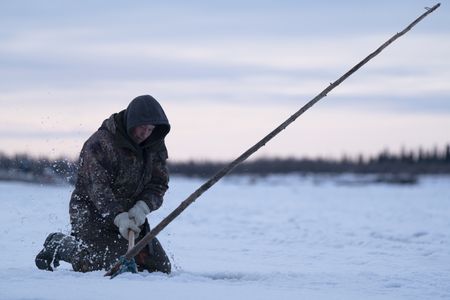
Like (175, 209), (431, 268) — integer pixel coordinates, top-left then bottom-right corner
(0, 175), (449, 299)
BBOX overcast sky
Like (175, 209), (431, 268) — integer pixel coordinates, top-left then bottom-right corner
(1, 0), (448, 161)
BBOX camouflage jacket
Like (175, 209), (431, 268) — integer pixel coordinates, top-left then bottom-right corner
(69, 108), (170, 252)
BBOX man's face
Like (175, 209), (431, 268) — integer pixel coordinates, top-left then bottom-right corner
(131, 124), (155, 144)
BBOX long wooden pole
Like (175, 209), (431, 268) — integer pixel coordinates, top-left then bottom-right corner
(127, 231), (135, 251)
(106, 3), (441, 277)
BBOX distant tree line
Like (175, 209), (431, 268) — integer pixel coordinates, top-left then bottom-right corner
(0, 154), (77, 184)
(170, 144), (450, 178)
(0, 144), (449, 184)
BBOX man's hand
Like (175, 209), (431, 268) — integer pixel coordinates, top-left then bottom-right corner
(128, 200), (150, 226)
(113, 212), (141, 240)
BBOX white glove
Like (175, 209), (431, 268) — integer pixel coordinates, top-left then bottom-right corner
(113, 212), (141, 240)
(128, 200), (150, 226)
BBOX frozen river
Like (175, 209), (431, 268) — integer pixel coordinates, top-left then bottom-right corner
(0, 175), (449, 299)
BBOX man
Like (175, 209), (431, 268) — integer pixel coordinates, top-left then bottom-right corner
(35, 95), (171, 273)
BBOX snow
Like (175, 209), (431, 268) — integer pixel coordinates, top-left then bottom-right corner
(0, 175), (449, 299)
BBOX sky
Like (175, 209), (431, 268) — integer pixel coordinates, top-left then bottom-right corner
(0, 0), (449, 161)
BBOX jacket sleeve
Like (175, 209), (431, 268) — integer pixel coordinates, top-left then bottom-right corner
(138, 143), (169, 212)
(78, 137), (125, 223)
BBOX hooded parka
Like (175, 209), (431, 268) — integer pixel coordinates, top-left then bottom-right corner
(69, 95), (171, 270)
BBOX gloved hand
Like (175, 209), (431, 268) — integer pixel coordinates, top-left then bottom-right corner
(128, 200), (150, 226)
(113, 212), (141, 240)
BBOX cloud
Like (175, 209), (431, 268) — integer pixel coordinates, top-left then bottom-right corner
(1, 31), (448, 97)
(1, 0), (444, 39)
(0, 1), (448, 159)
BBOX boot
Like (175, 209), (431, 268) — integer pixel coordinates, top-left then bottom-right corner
(35, 232), (88, 272)
(135, 220), (171, 274)
(135, 237), (171, 274)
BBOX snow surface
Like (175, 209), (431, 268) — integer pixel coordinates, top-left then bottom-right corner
(0, 175), (449, 300)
